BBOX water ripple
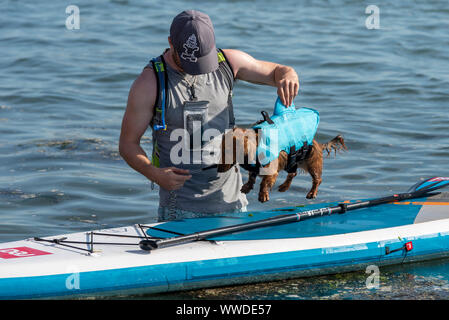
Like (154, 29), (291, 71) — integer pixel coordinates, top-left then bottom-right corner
(1, 0), (449, 299)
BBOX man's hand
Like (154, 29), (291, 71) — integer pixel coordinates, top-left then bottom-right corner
(275, 65), (299, 107)
(152, 167), (192, 191)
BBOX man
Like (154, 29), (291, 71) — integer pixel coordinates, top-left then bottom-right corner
(119, 10), (299, 221)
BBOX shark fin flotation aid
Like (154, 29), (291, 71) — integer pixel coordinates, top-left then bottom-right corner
(252, 97), (320, 172)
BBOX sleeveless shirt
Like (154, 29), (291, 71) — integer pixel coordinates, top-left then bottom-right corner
(145, 50), (248, 213)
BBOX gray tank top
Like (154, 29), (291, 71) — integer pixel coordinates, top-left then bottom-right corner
(146, 50), (248, 213)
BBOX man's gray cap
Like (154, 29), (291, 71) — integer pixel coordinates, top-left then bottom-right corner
(170, 10), (218, 75)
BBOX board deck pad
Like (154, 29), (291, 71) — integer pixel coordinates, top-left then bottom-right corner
(1, 193), (449, 300)
(146, 195), (449, 241)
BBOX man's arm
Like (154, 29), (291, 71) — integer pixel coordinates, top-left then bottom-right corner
(222, 49), (299, 107)
(119, 68), (191, 190)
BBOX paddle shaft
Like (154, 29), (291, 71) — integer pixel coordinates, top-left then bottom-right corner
(139, 191), (421, 251)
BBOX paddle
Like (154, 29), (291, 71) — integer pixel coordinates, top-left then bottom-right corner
(139, 176), (449, 251)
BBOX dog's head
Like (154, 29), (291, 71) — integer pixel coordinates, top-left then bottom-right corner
(217, 128), (258, 172)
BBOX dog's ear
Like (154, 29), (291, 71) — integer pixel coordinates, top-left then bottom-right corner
(217, 164), (234, 172)
(242, 130), (258, 165)
(218, 129), (237, 172)
(232, 128), (258, 166)
(217, 128), (258, 172)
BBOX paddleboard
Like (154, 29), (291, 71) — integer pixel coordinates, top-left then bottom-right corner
(1, 192), (449, 299)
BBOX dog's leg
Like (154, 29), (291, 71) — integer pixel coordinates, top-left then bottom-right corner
(241, 171), (258, 194)
(258, 172), (279, 203)
(278, 171), (297, 192)
(304, 142), (323, 199)
(306, 170), (322, 199)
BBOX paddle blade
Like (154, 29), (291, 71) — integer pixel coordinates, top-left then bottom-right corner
(408, 177), (449, 193)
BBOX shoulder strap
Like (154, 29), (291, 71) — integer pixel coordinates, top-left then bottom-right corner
(150, 55), (167, 131)
(217, 49), (234, 79)
(217, 48), (236, 128)
(217, 48), (235, 89)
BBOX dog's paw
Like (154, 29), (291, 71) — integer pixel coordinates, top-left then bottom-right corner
(278, 183), (290, 192)
(306, 192), (317, 199)
(240, 183), (253, 194)
(258, 192), (270, 203)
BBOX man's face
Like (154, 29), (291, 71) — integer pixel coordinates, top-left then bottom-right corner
(168, 37), (183, 71)
(172, 50), (183, 70)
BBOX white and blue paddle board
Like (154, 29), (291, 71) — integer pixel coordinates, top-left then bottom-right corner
(1, 192), (449, 299)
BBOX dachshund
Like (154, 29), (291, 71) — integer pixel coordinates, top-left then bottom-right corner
(217, 128), (347, 202)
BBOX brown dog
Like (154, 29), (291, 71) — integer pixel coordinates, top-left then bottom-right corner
(217, 128), (347, 202)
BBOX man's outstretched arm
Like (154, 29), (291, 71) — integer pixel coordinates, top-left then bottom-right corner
(222, 49), (299, 107)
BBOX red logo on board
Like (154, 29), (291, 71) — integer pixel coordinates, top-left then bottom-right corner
(0, 247), (52, 259)
(405, 242), (413, 252)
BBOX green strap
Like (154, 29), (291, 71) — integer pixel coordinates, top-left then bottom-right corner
(154, 61), (165, 73)
(217, 51), (226, 63)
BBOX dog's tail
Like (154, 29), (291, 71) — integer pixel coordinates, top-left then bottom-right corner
(320, 135), (347, 157)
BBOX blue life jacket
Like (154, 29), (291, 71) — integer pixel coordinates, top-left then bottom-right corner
(252, 97), (320, 169)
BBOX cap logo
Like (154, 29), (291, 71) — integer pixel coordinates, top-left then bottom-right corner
(181, 34), (199, 63)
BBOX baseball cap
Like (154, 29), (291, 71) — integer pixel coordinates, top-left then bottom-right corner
(170, 10), (218, 75)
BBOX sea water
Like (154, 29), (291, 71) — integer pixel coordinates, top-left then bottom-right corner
(1, 0), (448, 299)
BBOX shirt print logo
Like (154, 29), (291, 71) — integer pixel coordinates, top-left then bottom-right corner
(181, 34), (199, 63)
